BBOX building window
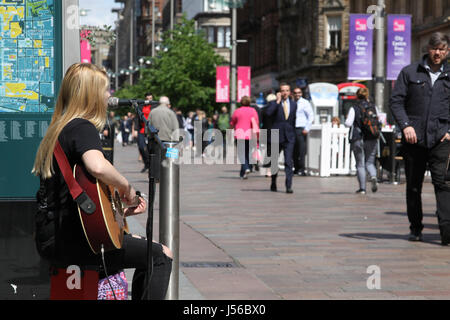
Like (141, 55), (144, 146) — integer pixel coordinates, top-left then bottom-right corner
(203, 26), (231, 48)
(326, 15), (342, 52)
(208, 26), (215, 44)
(217, 27), (225, 47)
(205, 0), (229, 12)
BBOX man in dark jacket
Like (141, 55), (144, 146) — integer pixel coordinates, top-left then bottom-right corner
(265, 83), (297, 194)
(390, 32), (450, 244)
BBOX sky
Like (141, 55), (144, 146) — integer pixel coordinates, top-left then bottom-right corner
(79, 0), (122, 28)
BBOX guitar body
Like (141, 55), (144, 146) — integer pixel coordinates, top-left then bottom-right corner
(74, 164), (129, 254)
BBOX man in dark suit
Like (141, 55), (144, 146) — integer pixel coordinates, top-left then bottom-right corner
(265, 83), (297, 194)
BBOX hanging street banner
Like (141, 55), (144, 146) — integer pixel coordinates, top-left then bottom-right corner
(216, 66), (230, 103)
(387, 15), (411, 80)
(348, 14), (373, 80)
(237, 66), (251, 102)
(80, 30), (92, 64)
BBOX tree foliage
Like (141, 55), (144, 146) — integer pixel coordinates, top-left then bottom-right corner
(115, 16), (226, 115)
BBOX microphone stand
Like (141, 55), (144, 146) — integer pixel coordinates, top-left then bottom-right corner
(131, 100), (164, 301)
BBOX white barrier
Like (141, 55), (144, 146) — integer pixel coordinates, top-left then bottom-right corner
(307, 124), (356, 177)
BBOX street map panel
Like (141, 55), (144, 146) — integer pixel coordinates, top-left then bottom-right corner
(0, 0), (55, 113)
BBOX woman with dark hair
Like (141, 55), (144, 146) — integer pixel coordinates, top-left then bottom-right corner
(345, 87), (379, 194)
(230, 96), (260, 179)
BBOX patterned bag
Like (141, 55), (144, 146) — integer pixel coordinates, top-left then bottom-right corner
(98, 271), (128, 300)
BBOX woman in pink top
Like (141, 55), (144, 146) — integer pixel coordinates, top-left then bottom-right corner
(230, 96), (260, 179)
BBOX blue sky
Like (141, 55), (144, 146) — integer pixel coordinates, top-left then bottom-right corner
(79, 0), (122, 28)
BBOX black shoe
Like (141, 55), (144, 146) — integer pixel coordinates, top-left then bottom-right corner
(355, 189), (366, 195)
(141, 167), (148, 173)
(286, 188), (294, 194)
(270, 183), (277, 192)
(408, 232), (423, 242)
(371, 177), (378, 193)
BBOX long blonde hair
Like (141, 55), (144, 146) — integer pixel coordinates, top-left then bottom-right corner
(33, 63), (109, 179)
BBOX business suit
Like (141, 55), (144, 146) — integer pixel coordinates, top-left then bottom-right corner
(265, 98), (297, 191)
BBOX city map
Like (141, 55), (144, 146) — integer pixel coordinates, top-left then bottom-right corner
(0, 0), (55, 113)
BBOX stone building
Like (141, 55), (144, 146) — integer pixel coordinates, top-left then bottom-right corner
(237, 0), (279, 94)
(137, 0), (165, 57)
(351, 0), (450, 61)
(183, 0), (232, 62)
(237, 0), (450, 96)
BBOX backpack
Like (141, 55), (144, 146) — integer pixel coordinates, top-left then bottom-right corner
(359, 102), (381, 140)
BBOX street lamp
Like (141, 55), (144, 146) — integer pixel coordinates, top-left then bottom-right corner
(112, 7), (124, 92)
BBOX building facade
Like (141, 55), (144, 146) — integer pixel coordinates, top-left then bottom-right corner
(138, 0), (165, 57)
(183, 0), (232, 62)
(237, 0), (279, 94)
(351, 0), (450, 62)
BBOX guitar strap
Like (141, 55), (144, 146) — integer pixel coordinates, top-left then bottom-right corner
(53, 140), (97, 215)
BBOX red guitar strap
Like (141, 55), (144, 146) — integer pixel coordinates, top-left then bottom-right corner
(53, 141), (96, 214)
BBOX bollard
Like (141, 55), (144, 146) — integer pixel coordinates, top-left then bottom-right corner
(159, 141), (180, 300)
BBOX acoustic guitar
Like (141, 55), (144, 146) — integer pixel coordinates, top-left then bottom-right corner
(73, 164), (137, 254)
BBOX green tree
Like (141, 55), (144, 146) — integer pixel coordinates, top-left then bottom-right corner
(116, 16), (226, 115)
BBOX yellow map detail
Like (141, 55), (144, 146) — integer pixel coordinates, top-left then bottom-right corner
(0, 6), (24, 37)
(34, 40), (42, 48)
(10, 21), (22, 38)
(3, 65), (11, 79)
(5, 83), (39, 100)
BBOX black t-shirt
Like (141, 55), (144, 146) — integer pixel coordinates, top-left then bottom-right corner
(38, 118), (104, 264)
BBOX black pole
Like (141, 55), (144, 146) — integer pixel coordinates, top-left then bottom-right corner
(130, 100), (164, 300)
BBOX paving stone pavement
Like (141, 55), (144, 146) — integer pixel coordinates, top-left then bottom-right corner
(114, 142), (450, 300)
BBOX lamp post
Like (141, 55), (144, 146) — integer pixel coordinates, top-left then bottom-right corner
(374, 0), (386, 113)
(112, 7), (124, 92)
(152, 0), (156, 57)
(130, 1), (135, 86)
(228, 0), (247, 114)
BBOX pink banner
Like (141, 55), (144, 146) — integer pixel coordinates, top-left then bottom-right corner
(216, 66), (230, 103)
(238, 67), (251, 101)
(80, 30), (92, 63)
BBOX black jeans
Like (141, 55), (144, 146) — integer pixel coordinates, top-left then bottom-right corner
(59, 234), (172, 300)
(293, 127), (307, 173)
(138, 133), (150, 169)
(236, 139), (251, 177)
(403, 140), (450, 238)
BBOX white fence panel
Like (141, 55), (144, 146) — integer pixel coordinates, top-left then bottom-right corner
(306, 124), (355, 177)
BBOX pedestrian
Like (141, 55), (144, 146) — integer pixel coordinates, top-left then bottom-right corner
(185, 111), (195, 149)
(148, 96), (180, 142)
(293, 87), (314, 176)
(262, 93), (277, 177)
(230, 96), (260, 180)
(265, 83), (297, 194)
(332, 117), (341, 127)
(217, 106), (231, 157)
(390, 32), (450, 244)
(120, 115), (131, 146)
(345, 87), (379, 195)
(32, 63), (172, 300)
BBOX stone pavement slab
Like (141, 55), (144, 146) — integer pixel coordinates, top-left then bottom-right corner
(114, 142), (450, 300)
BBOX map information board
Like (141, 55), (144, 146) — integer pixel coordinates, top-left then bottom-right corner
(0, 0), (60, 199)
(0, 0), (55, 113)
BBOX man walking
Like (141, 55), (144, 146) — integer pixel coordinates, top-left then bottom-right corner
(148, 96), (180, 142)
(390, 32), (450, 244)
(293, 87), (314, 176)
(265, 83), (297, 194)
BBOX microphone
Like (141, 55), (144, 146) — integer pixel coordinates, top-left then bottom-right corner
(108, 97), (156, 109)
